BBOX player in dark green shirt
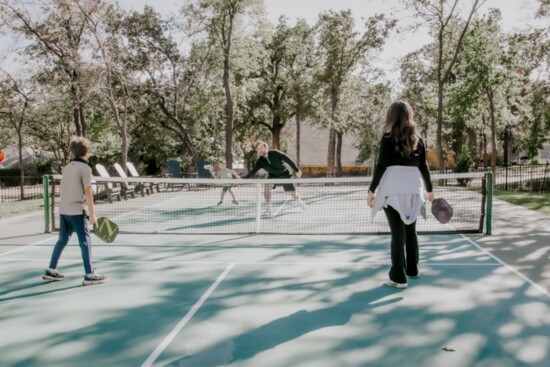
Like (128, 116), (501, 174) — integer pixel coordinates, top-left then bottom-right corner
(243, 140), (306, 216)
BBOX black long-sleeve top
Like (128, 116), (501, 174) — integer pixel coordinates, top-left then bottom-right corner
(244, 150), (299, 178)
(369, 134), (433, 193)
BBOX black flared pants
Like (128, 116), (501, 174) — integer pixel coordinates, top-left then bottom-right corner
(383, 205), (419, 283)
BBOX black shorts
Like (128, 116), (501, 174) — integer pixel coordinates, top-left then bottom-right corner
(269, 175), (295, 192)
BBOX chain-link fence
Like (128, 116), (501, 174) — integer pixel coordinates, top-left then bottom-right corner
(0, 176), (45, 203)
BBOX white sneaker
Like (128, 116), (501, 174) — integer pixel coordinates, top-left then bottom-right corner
(82, 272), (107, 286)
(297, 198), (307, 210)
(384, 280), (407, 289)
(263, 204), (274, 217)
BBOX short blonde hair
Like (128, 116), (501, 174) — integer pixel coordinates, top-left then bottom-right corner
(256, 140), (269, 149)
(70, 136), (91, 158)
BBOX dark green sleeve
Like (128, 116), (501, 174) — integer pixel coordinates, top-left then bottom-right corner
(243, 159), (264, 178)
(279, 151), (299, 172)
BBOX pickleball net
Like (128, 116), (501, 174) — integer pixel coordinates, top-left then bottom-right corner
(45, 171), (490, 235)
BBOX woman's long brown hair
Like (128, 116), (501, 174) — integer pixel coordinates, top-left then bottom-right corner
(383, 101), (419, 158)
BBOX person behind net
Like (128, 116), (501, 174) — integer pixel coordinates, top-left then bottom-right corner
(367, 101), (434, 289)
(243, 140), (306, 216)
(215, 158), (239, 205)
(42, 136), (107, 286)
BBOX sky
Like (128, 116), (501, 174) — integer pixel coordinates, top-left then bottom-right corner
(1, 0), (546, 81)
(114, 0), (547, 83)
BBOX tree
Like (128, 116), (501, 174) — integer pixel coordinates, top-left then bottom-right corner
(454, 10), (514, 175)
(508, 26), (550, 161)
(245, 17), (316, 150)
(75, 0), (134, 173)
(1, 0), (97, 137)
(399, 50), (438, 144)
(25, 87), (74, 172)
(350, 79), (392, 169)
(122, 6), (204, 168)
(405, 0), (487, 172)
(317, 10), (394, 176)
(184, 0), (261, 169)
(0, 70), (33, 198)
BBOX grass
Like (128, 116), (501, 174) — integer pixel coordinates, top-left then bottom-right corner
(493, 189), (550, 216)
(0, 198), (44, 219)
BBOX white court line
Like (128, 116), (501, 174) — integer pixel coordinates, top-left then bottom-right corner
(272, 196), (292, 216)
(141, 263), (235, 367)
(461, 234), (550, 299)
(0, 236), (56, 258)
(0, 258), (501, 267)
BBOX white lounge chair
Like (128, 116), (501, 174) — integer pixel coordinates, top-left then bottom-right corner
(112, 163), (139, 199)
(126, 162), (160, 194)
(94, 164), (122, 203)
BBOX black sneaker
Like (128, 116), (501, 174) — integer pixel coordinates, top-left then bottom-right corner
(82, 272), (107, 286)
(42, 269), (65, 282)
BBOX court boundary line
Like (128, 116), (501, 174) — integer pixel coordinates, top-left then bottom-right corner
(0, 258), (502, 267)
(0, 236), (56, 258)
(140, 262), (235, 367)
(461, 234), (550, 299)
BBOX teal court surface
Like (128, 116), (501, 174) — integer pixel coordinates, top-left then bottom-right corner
(1, 233), (549, 367)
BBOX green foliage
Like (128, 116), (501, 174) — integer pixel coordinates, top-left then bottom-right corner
(454, 150), (473, 173)
(0, 0), (547, 179)
(521, 84), (550, 159)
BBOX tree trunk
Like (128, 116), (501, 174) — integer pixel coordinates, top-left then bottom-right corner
(224, 65), (234, 168)
(452, 117), (466, 157)
(71, 71), (85, 137)
(270, 113), (284, 149)
(483, 118), (488, 169)
(271, 125), (281, 150)
(336, 131), (343, 176)
(503, 125), (511, 166)
(18, 132), (25, 200)
(223, 14), (235, 169)
(157, 99), (200, 168)
(327, 89), (338, 176)
(296, 114), (301, 167)
(327, 127), (336, 176)
(487, 90), (497, 177)
(436, 80), (445, 172)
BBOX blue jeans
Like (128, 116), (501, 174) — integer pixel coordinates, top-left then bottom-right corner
(48, 214), (94, 274)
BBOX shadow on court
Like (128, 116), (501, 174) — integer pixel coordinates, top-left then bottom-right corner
(164, 286), (403, 367)
(0, 234), (549, 367)
(0, 283), (84, 303)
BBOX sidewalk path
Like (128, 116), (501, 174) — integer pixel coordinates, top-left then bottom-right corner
(469, 197), (550, 293)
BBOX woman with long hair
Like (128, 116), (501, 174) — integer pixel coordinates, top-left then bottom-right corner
(367, 101), (434, 289)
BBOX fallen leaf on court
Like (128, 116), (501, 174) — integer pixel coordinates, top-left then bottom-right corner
(442, 346), (455, 352)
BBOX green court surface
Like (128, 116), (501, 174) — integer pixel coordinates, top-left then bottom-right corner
(0, 234), (549, 367)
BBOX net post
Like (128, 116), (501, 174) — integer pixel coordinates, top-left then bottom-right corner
(255, 183), (261, 233)
(486, 171), (493, 235)
(43, 175), (51, 233)
(51, 177), (56, 231)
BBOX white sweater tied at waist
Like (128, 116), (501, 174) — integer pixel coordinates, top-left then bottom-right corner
(371, 166), (428, 225)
